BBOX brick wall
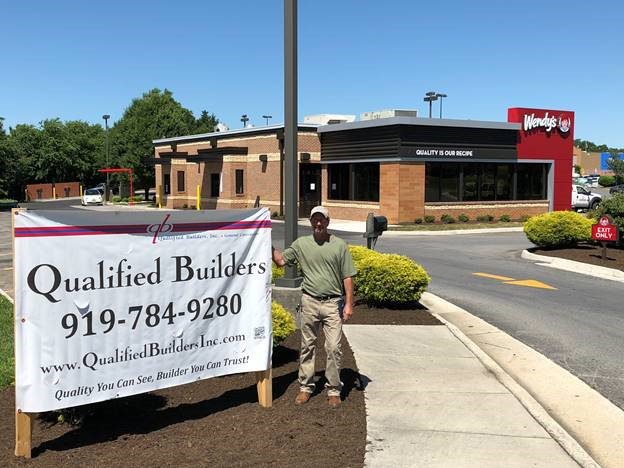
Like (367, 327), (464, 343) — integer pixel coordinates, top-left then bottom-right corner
(424, 201), (548, 222)
(55, 182), (81, 198)
(323, 201), (381, 223)
(379, 162), (425, 224)
(156, 131), (319, 213)
(25, 182), (80, 201)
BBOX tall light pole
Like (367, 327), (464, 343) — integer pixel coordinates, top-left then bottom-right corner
(262, 114), (273, 126)
(423, 91), (438, 118)
(241, 114), (249, 127)
(436, 93), (447, 118)
(102, 114), (110, 201)
(276, 0), (302, 288)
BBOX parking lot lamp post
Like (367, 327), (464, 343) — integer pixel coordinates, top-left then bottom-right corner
(436, 93), (447, 118)
(262, 114), (272, 126)
(102, 114), (110, 201)
(423, 91), (438, 118)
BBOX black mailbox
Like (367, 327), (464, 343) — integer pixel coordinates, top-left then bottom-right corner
(364, 213), (387, 250)
(373, 215), (387, 233)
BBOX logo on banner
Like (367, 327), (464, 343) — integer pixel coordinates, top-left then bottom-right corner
(147, 214), (174, 244)
(523, 112), (571, 134)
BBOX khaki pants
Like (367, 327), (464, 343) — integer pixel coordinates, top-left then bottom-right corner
(298, 294), (343, 397)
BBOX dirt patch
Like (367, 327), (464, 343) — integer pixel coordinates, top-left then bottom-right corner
(531, 243), (624, 272)
(1, 303), (440, 466)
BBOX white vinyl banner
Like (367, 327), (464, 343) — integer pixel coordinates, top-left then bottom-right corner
(14, 208), (273, 412)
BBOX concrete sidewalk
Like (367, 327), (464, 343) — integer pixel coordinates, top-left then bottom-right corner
(343, 316), (597, 467)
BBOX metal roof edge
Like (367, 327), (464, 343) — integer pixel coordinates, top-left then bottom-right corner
(316, 117), (520, 133)
(153, 123), (320, 146)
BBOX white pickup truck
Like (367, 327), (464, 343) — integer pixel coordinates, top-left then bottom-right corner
(571, 184), (602, 210)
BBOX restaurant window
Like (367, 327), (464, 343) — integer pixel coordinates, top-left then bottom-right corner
(517, 163), (546, 199)
(210, 173), (220, 197)
(426, 162), (546, 202)
(328, 163), (379, 202)
(164, 174), (171, 195)
(177, 171), (185, 192)
(495, 164), (513, 200)
(235, 169), (244, 195)
(329, 164), (349, 200)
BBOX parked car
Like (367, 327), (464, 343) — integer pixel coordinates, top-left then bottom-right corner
(584, 175), (599, 188)
(571, 184), (602, 211)
(609, 184), (624, 194)
(82, 188), (104, 206)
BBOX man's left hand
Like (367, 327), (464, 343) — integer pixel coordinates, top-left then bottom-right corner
(342, 302), (353, 322)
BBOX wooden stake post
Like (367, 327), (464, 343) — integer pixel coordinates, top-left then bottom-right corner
(15, 411), (32, 458)
(12, 209), (33, 458)
(255, 369), (273, 407)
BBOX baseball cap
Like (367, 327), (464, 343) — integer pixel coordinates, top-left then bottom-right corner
(309, 205), (330, 219)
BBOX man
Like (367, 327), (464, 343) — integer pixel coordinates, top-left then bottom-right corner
(272, 205), (356, 408)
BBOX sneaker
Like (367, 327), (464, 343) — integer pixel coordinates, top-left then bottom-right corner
(295, 391), (311, 405)
(328, 395), (341, 408)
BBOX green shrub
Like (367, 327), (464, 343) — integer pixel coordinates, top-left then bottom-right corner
(272, 264), (284, 282)
(458, 213), (469, 223)
(0, 295), (13, 390)
(476, 214), (494, 222)
(272, 301), (296, 347)
(112, 195), (122, 203)
(595, 193), (624, 235)
(414, 217), (423, 224)
(598, 175), (615, 187)
(132, 195), (144, 202)
(499, 214), (511, 222)
(440, 214), (456, 224)
(523, 211), (592, 248)
(520, 214), (530, 222)
(356, 253), (430, 306)
(272, 211), (279, 218)
(424, 215), (435, 223)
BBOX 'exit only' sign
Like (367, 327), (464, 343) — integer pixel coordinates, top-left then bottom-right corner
(591, 216), (619, 242)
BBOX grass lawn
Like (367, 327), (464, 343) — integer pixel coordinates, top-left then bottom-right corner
(389, 221), (525, 231)
(0, 295), (13, 390)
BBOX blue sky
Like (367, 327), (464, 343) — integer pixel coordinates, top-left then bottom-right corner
(2, 0), (623, 147)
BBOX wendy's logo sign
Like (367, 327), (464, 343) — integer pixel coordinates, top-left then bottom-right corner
(523, 112), (571, 134)
(147, 214), (173, 244)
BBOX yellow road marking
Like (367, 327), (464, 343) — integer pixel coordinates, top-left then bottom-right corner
(503, 279), (557, 290)
(474, 272), (556, 290)
(473, 272), (515, 281)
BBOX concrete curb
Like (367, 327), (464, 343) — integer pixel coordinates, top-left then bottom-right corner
(522, 249), (624, 283)
(421, 292), (600, 468)
(0, 287), (13, 304)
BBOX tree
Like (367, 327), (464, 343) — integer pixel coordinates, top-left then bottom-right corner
(195, 110), (219, 134)
(607, 152), (624, 184)
(111, 89), (198, 196)
(0, 117), (13, 198)
(2, 120), (104, 199)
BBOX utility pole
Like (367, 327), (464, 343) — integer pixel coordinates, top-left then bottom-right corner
(276, 0), (302, 288)
(102, 114), (110, 201)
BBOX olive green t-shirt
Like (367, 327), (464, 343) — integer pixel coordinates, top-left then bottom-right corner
(282, 235), (356, 297)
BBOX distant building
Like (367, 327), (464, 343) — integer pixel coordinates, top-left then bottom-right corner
(152, 107), (574, 222)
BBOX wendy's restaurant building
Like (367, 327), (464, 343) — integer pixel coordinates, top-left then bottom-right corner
(152, 107), (574, 224)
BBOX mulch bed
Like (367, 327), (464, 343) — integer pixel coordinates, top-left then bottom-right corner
(1, 303), (441, 467)
(531, 243), (624, 272)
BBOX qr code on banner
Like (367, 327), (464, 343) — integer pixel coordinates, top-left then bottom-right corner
(254, 327), (265, 339)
